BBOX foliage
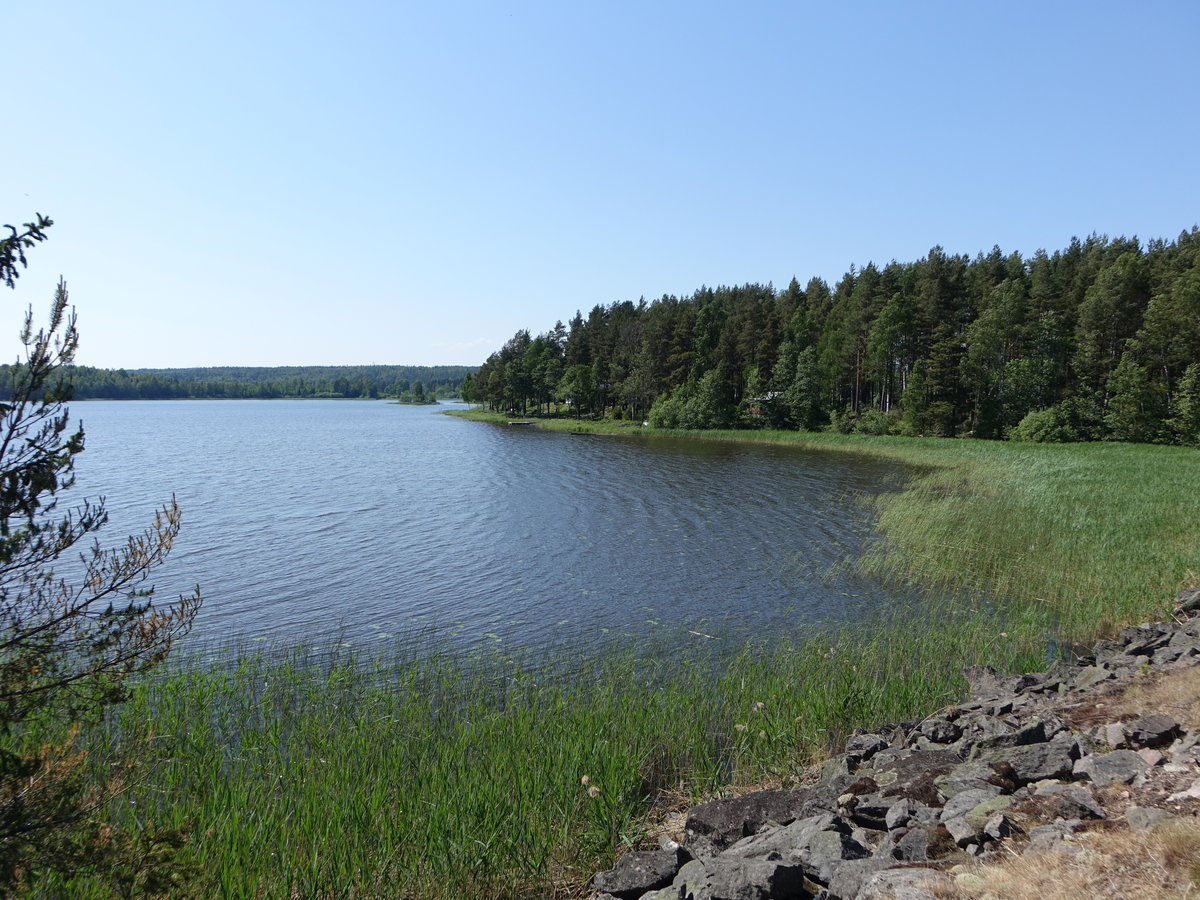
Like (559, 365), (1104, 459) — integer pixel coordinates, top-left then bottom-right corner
(0, 217), (201, 893)
(45, 364), (474, 401)
(470, 228), (1200, 445)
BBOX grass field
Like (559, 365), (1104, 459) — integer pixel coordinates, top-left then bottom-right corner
(31, 414), (1200, 898)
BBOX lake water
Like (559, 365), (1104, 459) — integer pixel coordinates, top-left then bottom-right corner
(66, 400), (918, 656)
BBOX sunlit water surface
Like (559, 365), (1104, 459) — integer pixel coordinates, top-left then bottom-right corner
(66, 400), (920, 657)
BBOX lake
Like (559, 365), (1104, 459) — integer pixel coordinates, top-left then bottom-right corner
(66, 400), (919, 656)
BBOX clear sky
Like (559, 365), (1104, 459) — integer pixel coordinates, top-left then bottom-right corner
(5, 1), (1198, 368)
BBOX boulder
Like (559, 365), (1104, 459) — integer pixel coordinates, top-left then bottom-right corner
(858, 867), (953, 899)
(1127, 713), (1181, 749)
(1074, 749), (1149, 786)
(684, 789), (809, 855)
(670, 857), (806, 900)
(588, 848), (691, 899)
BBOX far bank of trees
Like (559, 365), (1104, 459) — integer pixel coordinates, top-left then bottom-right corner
(58, 365), (474, 401)
(469, 229), (1200, 444)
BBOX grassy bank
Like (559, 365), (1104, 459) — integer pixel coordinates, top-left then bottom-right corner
(34, 416), (1200, 898)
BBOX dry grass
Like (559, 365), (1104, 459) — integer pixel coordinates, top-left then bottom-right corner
(933, 819), (1200, 899)
(1113, 665), (1200, 732)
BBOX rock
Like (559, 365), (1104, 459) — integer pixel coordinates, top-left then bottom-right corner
(885, 823), (960, 862)
(943, 815), (979, 848)
(1024, 819), (1082, 854)
(970, 717), (1050, 753)
(1178, 587), (1200, 614)
(1072, 665), (1115, 690)
(826, 857), (891, 899)
(920, 717), (961, 744)
(963, 795), (1014, 833)
(942, 787), (1003, 821)
(723, 812), (846, 861)
(1128, 713), (1181, 749)
(1095, 722), (1128, 749)
(588, 848), (690, 899)
(1138, 748), (1165, 767)
(844, 792), (895, 831)
(858, 867), (953, 898)
(934, 761), (1007, 799)
(1126, 806), (1175, 831)
(1030, 782), (1105, 820)
(984, 812), (1018, 841)
(884, 800), (916, 830)
(976, 732), (1078, 784)
(670, 857), (805, 900)
(684, 789), (809, 855)
(845, 733), (889, 769)
(963, 665), (1012, 699)
(798, 829), (871, 884)
(1166, 778), (1200, 803)
(1074, 749), (1150, 786)
(1118, 623), (1173, 656)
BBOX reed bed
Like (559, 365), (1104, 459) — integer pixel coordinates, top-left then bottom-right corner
(45, 606), (1041, 899)
(32, 423), (1200, 898)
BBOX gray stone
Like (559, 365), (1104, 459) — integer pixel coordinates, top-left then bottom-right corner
(1037, 659), (1079, 693)
(1074, 749), (1149, 786)
(1118, 623), (1173, 656)
(943, 814), (978, 848)
(876, 749), (962, 806)
(935, 761), (1009, 798)
(970, 718), (1047, 753)
(1095, 722), (1128, 749)
(670, 857), (805, 900)
(1126, 806), (1175, 831)
(884, 800), (916, 830)
(1072, 665), (1114, 690)
(858, 867), (954, 899)
(1024, 819), (1081, 854)
(845, 733), (889, 768)
(798, 829), (871, 883)
(684, 789), (809, 855)
(963, 664), (1017, 700)
(826, 857), (891, 899)
(588, 848), (690, 899)
(1178, 587), (1200, 615)
(723, 812), (845, 861)
(1032, 782), (1105, 820)
(884, 824), (952, 862)
(942, 787), (1003, 821)
(977, 732), (1077, 784)
(983, 812), (1017, 841)
(920, 717), (961, 744)
(845, 792), (895, 831)
(1128, 713), (1181, 749)
(963, 795), (1014, 833)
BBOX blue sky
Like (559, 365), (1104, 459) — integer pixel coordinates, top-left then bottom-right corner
(5, 1), (1198, 368)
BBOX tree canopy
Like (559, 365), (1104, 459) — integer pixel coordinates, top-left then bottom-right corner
(472, 229), (1200, 444)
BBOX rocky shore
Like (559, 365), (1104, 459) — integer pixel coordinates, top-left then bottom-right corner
(588, 589), (1200, 900)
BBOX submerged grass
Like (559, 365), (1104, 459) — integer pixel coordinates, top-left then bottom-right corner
(30, 415), (1200, 898)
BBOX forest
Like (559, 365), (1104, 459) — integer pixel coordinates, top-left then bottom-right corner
(468, 229), (1200, 444)
(57, 364), (473, 400)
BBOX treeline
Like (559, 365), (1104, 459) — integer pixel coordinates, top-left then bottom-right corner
(57, 365), (474, 400)
(468, 229), (1200, 444)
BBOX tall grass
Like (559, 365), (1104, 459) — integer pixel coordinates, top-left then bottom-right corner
(45, 605), (1041, 899)
(33, 421), (1200, 898)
